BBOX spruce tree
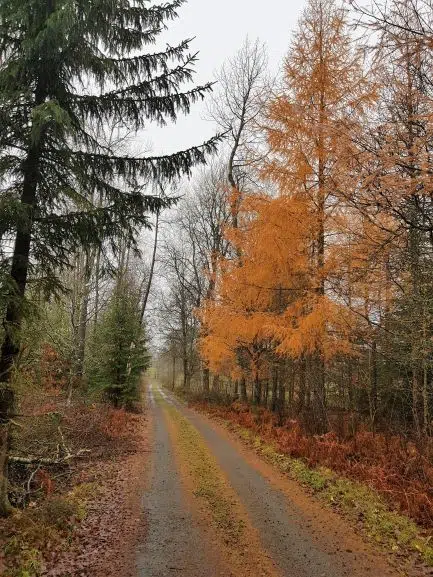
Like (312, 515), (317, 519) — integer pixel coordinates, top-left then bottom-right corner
(88, 276), (150, 408)
(0, 0), (220, 514)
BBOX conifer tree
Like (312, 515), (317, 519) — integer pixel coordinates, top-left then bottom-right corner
(88, 275), (149, 408)
(263, 0), (374, 432)
(0, 0), (219, 515)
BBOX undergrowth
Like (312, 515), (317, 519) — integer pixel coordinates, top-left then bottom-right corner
(236, 426), (433, 565)
(2, 483), (98, 577)
(3, 383), (143, 577)
(189, 401), (433, 526)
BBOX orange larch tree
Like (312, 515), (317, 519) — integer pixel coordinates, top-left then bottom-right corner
(199, 193), (312, 405)
(260, 0), (375, 431)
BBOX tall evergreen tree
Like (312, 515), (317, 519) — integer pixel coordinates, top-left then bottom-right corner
(88, 274), (150, 408)
(0, 0), (220, 514)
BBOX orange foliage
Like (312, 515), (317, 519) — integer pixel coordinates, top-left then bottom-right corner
(199, 0), (376, 383)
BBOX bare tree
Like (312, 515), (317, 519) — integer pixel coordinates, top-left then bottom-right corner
(156, 42), (269, 395)
(351, 0), (433, 40)
(156, 163), (232, 392)
(178, 164), (232, 391)
(159, 239), (200, 391)
(209, 38), (269, 228)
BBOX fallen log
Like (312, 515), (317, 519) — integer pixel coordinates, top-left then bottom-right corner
(9, 448), (90, 466)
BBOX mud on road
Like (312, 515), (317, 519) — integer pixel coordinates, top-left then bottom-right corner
(136, 385), (407, 577)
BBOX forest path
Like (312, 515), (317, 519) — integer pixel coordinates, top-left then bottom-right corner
(137, 383), (400, 577)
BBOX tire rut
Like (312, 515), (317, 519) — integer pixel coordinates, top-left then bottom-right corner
(136, 390), (225, 576)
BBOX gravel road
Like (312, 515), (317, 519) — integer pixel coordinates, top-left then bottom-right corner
(137, 385), (403, 577)
(136, 388), (226, 576)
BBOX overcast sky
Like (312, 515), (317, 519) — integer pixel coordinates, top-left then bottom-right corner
(145, 0), (306, 155)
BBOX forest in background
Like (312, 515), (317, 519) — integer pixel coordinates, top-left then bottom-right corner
(156, 0), (433, 434)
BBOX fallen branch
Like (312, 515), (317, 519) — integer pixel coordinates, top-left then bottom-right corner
(10, 448), (91, 466)
(27, 464), (41, 496)
(57, 426), (72, 460)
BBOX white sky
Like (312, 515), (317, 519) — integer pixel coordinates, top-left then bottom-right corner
(144, 0), (306, 155)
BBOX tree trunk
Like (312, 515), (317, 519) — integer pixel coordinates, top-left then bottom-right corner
(203, 366), (210, 395)
(401, 35), (426, 438)
(0, 388), (14, 516)
(412, 370), (421, 438)
(423, 361), (430, 437)
(370, 339), (378, 432)
(233, 380), (239, 400)
(263, 380), (269, 407)
(253, 370), (262, 405)
(278, 380), (286, 418)
(93, 246), (101, 327)
(0, 425), (11, 516)
(0, 156), (40, 378)
(171, 353), (176, 391)
(93, 191), (103, 328)
(312, 354), (327, 434)
(76, 287), (90, 379)
(0, 128), (43, 516)
(409, 220), (422, 438)
(271, 365), (279, 413)
(240, 377), (247, 402)
(298, 356), (307, 412)
(312, 9), (327, 436)
(287, 366), (294, 409)
(212, 373), (220, 394)
(182, 355), (190, 391)
(140, 210), (160, 325)
(74, 250), (94, 382)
